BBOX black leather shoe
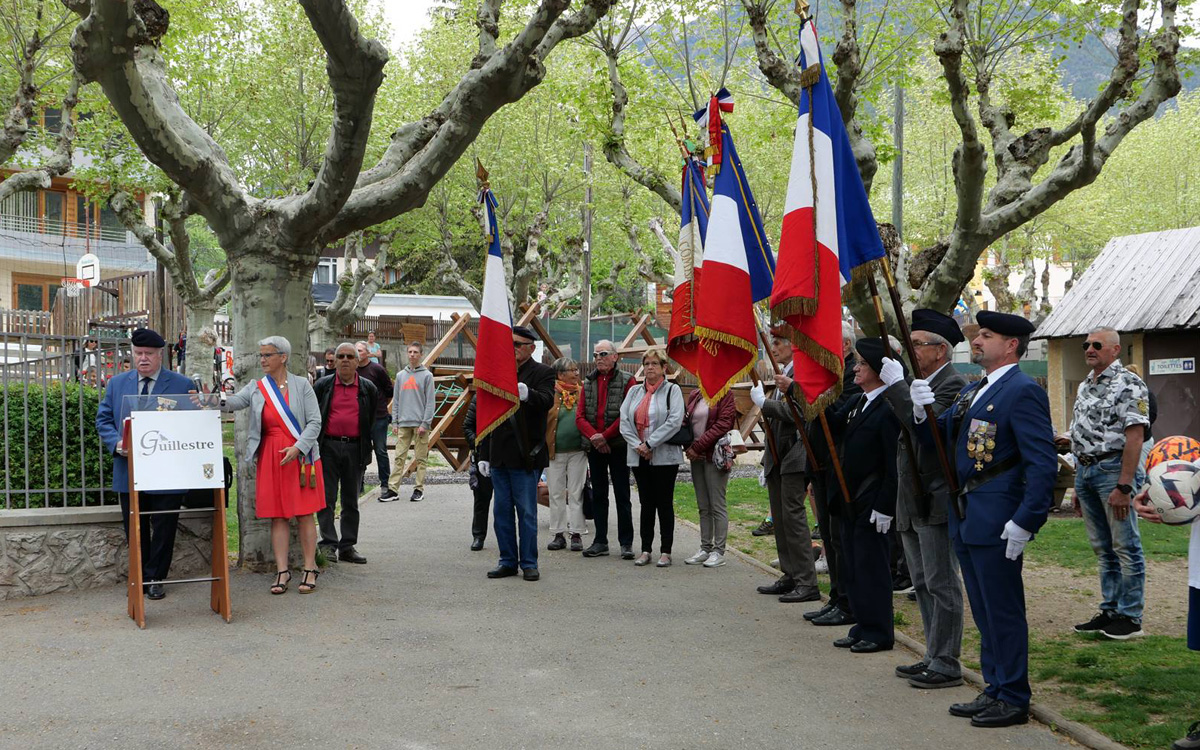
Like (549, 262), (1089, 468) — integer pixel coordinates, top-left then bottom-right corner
(620, 546), (635, 560)
(804, 602), (836, 621)
(757, 578), (795, 595)
(581, 543), (610, 558)
(833, 635), (859, 649)
(319, 546), (339, 563)
(779, 584), (821, 603)
(487, 566), (518, 579)
(849, 640), (893, 653)
(339, 547), (367, 564)
(895, 661), (929, 678)
(523, 568), (540, 581)
(470, 537), (484, 551)
(146, 582), (166, 600)
(949, 693), (998, 718)
(812, 608), (857, 626)
(908, 670), (964, 689)
(970, 700), (1029, 728)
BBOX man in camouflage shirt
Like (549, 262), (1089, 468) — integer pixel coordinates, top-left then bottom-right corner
(1056, 326), (1150, 641)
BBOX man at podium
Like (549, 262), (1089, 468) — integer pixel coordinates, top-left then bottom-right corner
(96, 327), (197, 600)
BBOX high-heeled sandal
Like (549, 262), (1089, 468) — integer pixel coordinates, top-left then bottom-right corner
(298, 568), (320, 594)
(270, 570), (291, 595)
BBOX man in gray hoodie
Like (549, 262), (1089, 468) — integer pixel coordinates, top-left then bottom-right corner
(388, 341), (436, 502)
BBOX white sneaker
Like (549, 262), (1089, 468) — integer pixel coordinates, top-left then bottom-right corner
(685, 549), (711, 565)
(815, 554), (829, 574)
(703, 552), (726, 567)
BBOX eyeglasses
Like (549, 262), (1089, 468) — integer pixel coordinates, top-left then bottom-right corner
(912, 341), (942, 348)
(593, 351), (613, 358)
(514, 341), (533, 348)
(335, 354), (357, 360)
(1082, 341), (1104, 351)
(258, 352), (280, 360)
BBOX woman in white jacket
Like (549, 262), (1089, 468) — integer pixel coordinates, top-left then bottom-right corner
(620, 347), (684, 567)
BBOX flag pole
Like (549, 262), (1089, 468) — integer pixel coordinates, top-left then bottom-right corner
(868, 257), (963, 519)
(753, 322), (824, 474)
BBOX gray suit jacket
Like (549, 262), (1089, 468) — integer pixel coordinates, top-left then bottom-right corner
(223, 372), (322, 464)
(884, 362), (968, 529)
(761, 392), (808, 476)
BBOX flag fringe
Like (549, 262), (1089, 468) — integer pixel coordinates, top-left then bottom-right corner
(770, 320), (845, 420)
(849, 258), (880, 285)
(799, 65), (820, 88)
(771, 296), (818, 319)
(472, 380), (520, 443)
(693, 326), (759, 405)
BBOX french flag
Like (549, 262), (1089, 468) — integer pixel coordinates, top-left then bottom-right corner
(692, 90), (776, 403)
(473, 184), (520, 441)
(666, 156), (710, 377)
(770, 19), (884, 416)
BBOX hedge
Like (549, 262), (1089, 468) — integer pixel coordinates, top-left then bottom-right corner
(0, 382), (114, 508)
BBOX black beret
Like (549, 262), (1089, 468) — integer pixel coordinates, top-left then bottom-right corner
(976, 311), (1035, 337)
(130, 328), (166, 348)
(911, 308), (964, 346)
(854, 337), (904, 376)
(511, 325), (539, 342)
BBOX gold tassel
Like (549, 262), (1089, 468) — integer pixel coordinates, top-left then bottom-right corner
(471, 380), (521, 443)
(798, 65), (820, 88)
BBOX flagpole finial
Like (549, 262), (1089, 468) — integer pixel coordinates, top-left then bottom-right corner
(794, 0), (811, 18)
(476, 158), (490, 190)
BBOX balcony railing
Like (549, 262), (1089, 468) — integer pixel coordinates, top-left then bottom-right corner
(0, 211), (133, 244)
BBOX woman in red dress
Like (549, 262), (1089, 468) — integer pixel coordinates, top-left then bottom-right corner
(224, 336), (325, 594)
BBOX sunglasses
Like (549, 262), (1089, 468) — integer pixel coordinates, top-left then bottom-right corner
(593, 351), (613, 358)
(335, 353), (357, 360)
(1082, 341), (1105, 351)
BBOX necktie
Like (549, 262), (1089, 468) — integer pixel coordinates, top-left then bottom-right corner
(970, 376), (988, 406)
(140, 377), (150, 395)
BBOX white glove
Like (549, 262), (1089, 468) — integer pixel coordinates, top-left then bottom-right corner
(477, 460), (491, 478)
(757, 468), (767, 487)
(879, 357), (904, 387)
(869, 510), (893, 535)
(1000, 520), (1033, 560)
(517, 382), (528, 401)
(910, 378), (934, 422)
(750, 383), (766, 408)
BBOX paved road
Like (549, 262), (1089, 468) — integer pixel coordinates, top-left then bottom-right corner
(1, 485), (1075, 749)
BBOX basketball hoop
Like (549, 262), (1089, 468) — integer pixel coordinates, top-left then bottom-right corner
(61, 277), (89, 298)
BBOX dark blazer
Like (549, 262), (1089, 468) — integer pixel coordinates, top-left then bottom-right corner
(463, 393), (491, 459)
(807, 353), (862, 480)
(313, 373), (379, 466)
(96, 367), (198, 493)
(488, 358), (556, 470)
(831, 387), (901, 519)
(919, 366), (1057, 546)
(885, 362), (969, 528)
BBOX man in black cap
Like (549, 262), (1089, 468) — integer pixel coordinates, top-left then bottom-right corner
(880, 309), (969, 690)
(478, 325), (555, 581)
(95, 328), (198, 600)
(911, 311), (1056, 727)
(827, 337), (902, 654)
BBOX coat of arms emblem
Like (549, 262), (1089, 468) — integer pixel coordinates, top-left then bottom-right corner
(203, 463), (214, 479)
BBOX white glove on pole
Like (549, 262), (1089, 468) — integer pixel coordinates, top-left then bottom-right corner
(870, 510), (893, 535)
(750, 382), (766, 408)
(517, 382), (528, 401)
(879, 357), (905, 387)
(1001, 520), (1033, 560)
(910, 378), (934, 422)
(478, 460), (491, 478)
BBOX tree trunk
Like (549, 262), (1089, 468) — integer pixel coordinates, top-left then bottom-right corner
(228, 252), (318, 570)
(184, 299), (220, 379)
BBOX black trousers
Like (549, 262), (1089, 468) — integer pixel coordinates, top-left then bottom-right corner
(841, 505), (894, 646)
(471, 470), (493, 540)
(119, 492), (184, 582)
(811, 472), (851, 613)
(588, 446), (633, 548)
(318, 439), (362, 552)
(633, 461), (677, 554)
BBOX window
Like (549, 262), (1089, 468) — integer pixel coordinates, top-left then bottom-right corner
(44, 108), (62, 134)
(313, 258), (337, 284)
(99, 202), (124, 240)
(75, 195), (90, 237)
(12, 273), (62, 312)
(43, 191), (64, 232)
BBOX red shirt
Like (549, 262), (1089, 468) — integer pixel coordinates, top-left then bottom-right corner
(576, 369), (635, 442)
(326, 375), (360, 438)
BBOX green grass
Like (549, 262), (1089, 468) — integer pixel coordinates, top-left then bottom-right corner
(1025, 516), (1190, 572)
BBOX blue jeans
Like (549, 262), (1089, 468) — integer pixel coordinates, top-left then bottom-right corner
(1075, 455), (1145, 621)
(491, 467), (539, 570)
(369, 416), (391, 488)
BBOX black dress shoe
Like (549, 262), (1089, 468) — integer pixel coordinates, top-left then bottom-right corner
(907, 670), (964, 689)
(757, 578), (795, 595)
(804, 602), (836, 621)
(833, 635), (859, 648)
(895, 660), (929, 678)
(620, 546), (635, 560)
(779, 584), (821, 603)
(581, 543), (609, 558)
(339, 547), (367, 564)
(949, 692), (998, 718)
(523, 568), (540, 581)
(970, 700), (1029, 728)
(146, 582), (166, 600)
(849, 640), (893, 653)
(487, 566), (518, 579)
(812, 608), (856, 626)
(470, 537), (485, 551)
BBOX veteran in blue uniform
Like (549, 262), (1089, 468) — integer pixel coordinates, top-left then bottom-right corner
(912, 311), (1056, 728)
(96, 328), (198, 601)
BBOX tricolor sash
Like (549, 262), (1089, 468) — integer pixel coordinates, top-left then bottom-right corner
(258, 376), (317, 487)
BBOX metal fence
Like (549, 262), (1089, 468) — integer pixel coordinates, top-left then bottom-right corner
(0, 327), (126, 510)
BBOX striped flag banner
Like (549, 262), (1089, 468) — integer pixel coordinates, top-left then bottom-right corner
(472, 184), (520, 441)
(666, 156), (710, 377)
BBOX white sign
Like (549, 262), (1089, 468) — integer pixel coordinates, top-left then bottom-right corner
(131, 409), (224, 491)
(76, 252), (100, 286)
(1149, 357), (1196, 376)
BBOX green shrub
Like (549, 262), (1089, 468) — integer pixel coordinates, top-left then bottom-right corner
(0, 382), (114, 508)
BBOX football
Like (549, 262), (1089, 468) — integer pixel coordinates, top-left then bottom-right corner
(1145, 435), (1200, 473)
(1145, 459), (1200, 526)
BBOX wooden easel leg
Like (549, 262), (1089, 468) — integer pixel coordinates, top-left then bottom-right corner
(128, 489), (146, 629)
(211, 488), (232, 622)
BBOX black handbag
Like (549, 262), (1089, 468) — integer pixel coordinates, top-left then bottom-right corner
(665, 385), (694, 446)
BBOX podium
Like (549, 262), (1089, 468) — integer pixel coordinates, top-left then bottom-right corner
(123, 394), (232, 628)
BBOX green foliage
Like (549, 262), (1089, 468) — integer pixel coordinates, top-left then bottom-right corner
(1026, 516), (1190, 572)
(0, 382), (114, 508)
